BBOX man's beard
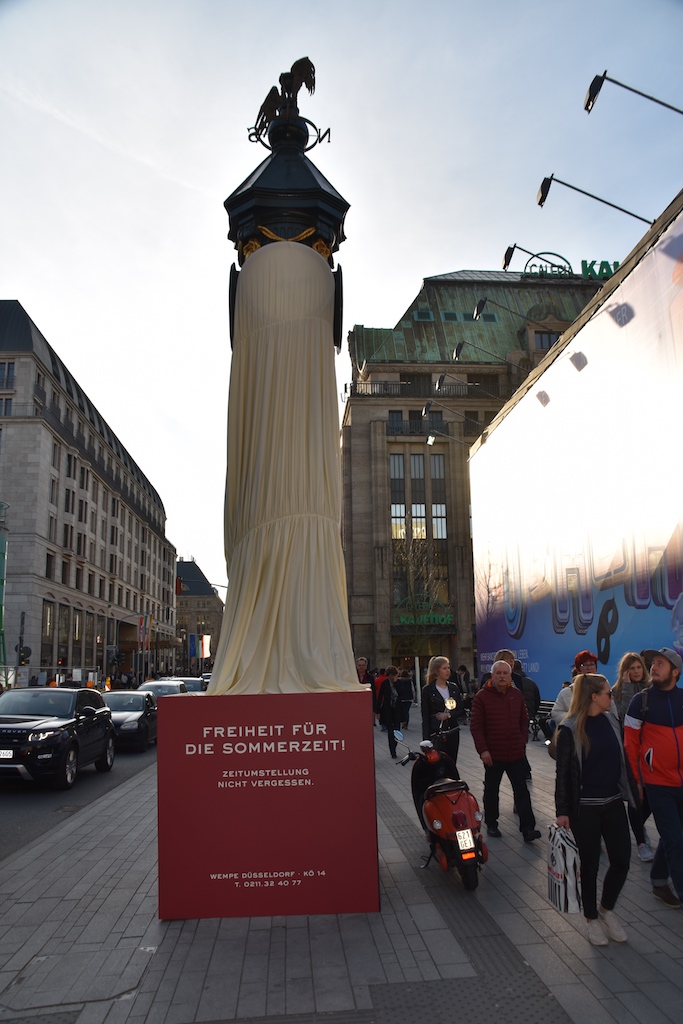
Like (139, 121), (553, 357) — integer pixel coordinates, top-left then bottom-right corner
(652, 667), (675, 689)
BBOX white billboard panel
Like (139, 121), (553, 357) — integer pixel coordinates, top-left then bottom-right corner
(471, 196), (683, 695)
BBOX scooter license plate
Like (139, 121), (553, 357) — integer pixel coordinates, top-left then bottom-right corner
(456, 828), (475, 851)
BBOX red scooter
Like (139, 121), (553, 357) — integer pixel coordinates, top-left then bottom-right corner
(399, 739), (488, 890)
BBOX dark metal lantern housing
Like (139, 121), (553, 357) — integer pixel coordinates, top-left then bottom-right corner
(225, 62), (349, 350)
(224, 113), (349, 269)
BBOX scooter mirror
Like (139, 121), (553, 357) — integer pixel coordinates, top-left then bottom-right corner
(393, 730), (404, 742)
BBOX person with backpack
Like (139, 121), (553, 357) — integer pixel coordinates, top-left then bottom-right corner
(624, 647), (683, 909)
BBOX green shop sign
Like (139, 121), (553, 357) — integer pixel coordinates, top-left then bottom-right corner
(581, 260), (620, 280)
(392, 596), (454, 628)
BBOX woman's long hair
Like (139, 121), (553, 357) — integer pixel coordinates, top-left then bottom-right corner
(566, 673), (610, 757)
(612, 652), (650, 705)
(426, 656), (449, 686)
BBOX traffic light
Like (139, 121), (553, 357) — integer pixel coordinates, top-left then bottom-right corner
(18, 646), (30, 665)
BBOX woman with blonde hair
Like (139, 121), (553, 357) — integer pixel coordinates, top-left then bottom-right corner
(421, 656), (466, 771)
(612, 652), (654, 861)
(555, 674), (632, 945)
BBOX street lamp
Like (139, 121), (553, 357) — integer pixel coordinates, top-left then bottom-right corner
(502, 244), (570, 273)
(584, 69), (683, 117)
(422, 398), (472, 420)
(425, 432), (471, 448)
(421, 399), (475, 448)
(453, 338), (519, 365)
(473, 296), (564, 331)
(537, 174), (653, 226)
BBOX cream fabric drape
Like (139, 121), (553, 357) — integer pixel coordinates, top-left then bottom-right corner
(207, 242), (361, 694)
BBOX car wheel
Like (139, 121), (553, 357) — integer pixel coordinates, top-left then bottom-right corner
(95, 734), (115, 772)
(52, 745), (78, 790)
(136, 726), (149, 753)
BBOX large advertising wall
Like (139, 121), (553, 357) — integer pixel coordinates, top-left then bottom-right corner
(471, 200), (683, 698)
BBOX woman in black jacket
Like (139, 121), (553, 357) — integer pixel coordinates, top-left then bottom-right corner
(555, 673), (632, 946)
(421, 656), (466, 773)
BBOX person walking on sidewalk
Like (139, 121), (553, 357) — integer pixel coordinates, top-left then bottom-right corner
(555, 673), (633, 945)
(612, 652), (655, 863)
(624, 647), (683, 909)
(396, 669), (415, 729)
(376, 666), (403, 758)
(470, 660), (541, 843)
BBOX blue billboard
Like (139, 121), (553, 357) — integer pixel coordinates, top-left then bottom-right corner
(470, 193), (683, 698)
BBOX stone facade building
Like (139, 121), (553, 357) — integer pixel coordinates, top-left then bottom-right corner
(175, 558), (224, 674)
(0, 300), (178, 683)
(341, 267), (601, 677)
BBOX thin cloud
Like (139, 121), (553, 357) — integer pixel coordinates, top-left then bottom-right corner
(0, 76), (211, 196)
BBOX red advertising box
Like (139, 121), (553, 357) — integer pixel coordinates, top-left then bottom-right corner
(157, 690), (379, 919)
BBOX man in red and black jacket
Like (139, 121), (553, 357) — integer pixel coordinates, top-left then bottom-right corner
(624, 646), (683, 908)
(470, 660), (541, 843)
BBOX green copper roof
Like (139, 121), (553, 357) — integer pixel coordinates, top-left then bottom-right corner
(349, 271), (600, 370)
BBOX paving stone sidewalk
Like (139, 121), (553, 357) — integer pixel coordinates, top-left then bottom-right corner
(1, 721), (683, 1024)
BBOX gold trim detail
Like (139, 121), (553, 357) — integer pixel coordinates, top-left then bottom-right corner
(257, 225), (316, 243)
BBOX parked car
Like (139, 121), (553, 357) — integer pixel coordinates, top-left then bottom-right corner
(138, 680), (188, 698)
(0, 686), (115, 789)
(103, 690), (157, 751)
(158, 676), (207, 693)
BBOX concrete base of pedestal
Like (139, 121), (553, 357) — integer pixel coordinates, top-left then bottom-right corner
(157, 689), (379, 919)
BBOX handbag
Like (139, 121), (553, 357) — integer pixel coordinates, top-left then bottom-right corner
(547, 726), (558, 760)
(547, 824), (582, 913)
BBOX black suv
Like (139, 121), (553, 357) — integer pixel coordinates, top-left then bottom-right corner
(0, 687), (115, 789)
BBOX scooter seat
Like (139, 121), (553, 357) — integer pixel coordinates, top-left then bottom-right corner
(424, 779), (468, 798)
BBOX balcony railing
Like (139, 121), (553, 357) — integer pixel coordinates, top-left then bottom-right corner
(386, 421), (430, 436)
(346, 381), (510, 400)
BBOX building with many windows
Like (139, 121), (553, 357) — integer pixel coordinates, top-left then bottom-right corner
(341, 267), (600, 676)
(0, 300), (178, 683)
(175, 558), (224, 675)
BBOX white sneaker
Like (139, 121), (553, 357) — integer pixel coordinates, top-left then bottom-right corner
(586, 918), (608, 945)
(638, 842), (654, 862)
(598, 908), (628, 942)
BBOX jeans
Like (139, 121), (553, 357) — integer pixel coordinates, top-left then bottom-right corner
(483, 759), (535, 834)
(570, 799), (631, 919)
(645, 783), (683, 898)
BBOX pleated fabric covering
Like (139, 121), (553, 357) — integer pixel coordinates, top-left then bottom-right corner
(208, 242), (361, 694)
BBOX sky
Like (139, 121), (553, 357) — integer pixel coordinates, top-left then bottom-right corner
(1, 0), (682, 594)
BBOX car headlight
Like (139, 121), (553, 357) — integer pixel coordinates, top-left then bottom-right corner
(120, 721), (139, 731)
(28, 730), (60, 742)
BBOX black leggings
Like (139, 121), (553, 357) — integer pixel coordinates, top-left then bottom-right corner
(571, 799), (631, 919)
